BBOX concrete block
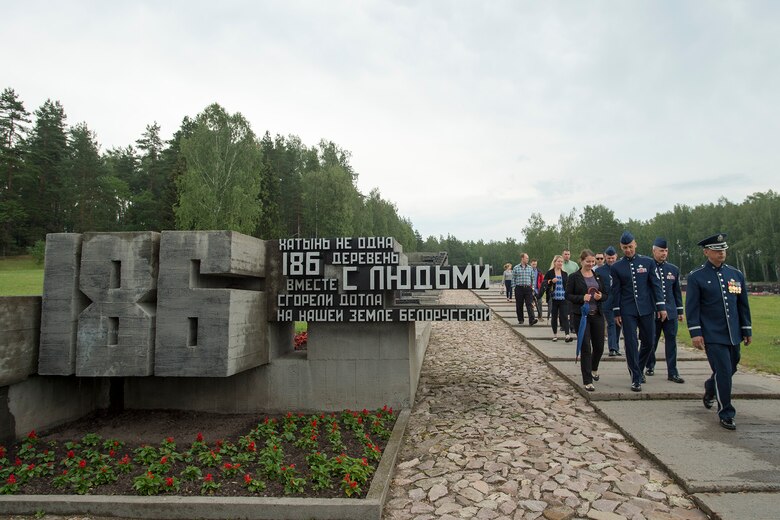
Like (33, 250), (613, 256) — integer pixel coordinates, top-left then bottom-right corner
(306, 322), (381, 360)
(309, 359), (358, 410)
(76, 232), (160, 376)
(0, 296), (41, 387)
(39, 233), (87, 375)
(155, 231), (268, 377)
(5, 375), (108, 442)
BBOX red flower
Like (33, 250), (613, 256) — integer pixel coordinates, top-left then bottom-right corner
(160, 456), (168, 464)
(216, 440), (223, 448)
(7, 474), (16, 484)
(0, 446), (4, 457)
(14, 457), (21, 466)
(350, 481), (358, 489)
(166, 477), (174, 487)
(247, 441), (256, 452)
(311, 434), (317, 441)
(119, 454), (130, 465)
(204, 473), (213, 482)
(62, 470), (68, 475)
(196, 432), (204, 442)
(27, 463), (35, 470)
(244, 474), (252, 484)
(79, 459), (87, 468)
(109, 449), (115, 457)
(223, 463), (232, 469)
(166, 437), (174, 443)
(27, 430), (37, 440)
(67, 450), (75, 459)
(361, 457), (368, 466)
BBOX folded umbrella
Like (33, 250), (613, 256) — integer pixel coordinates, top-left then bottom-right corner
(575, 302), (589, 363)
(575, 287), (599, 363)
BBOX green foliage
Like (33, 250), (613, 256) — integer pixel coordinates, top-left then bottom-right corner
(175, 103), (263, 234)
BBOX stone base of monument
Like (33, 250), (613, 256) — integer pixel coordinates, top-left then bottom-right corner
(0, 409), (410, 520)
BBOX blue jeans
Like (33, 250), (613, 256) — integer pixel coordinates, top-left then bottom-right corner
(504, 280), (513, 299)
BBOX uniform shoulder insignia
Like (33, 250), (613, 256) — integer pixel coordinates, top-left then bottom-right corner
(689, 265), (705, 275)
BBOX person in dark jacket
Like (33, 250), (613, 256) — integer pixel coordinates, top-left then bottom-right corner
(566, 249), (607, 391)
(685, 233), (752, 430)
(540, 255), (571, 342)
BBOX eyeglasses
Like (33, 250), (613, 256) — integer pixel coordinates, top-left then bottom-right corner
(595, 257), (604, 260)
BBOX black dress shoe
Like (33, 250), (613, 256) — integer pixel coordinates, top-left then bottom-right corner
(668, 375), (685, 384)
(719, 418), (736, 430)
(631, 383), (641, 392)
(530, 318), (538, 326)
(703, 394), (715, 409)
(645, 369), (655, 376)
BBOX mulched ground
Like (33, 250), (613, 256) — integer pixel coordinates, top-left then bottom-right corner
(2, 408), (394, 499)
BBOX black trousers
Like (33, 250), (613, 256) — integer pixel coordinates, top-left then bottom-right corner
(515, 286), (535, 323)
(576, 312), (605, 384)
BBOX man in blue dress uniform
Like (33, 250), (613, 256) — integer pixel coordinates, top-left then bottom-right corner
(685, 233), (752, 430)
(645, 238), (685, 383)
(596, 246), (622, 357)
(611, 231), (666, 391)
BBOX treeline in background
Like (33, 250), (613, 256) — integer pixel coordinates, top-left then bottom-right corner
(1, 87), (778, 282)
(0, 87), (417, 256)
(431, 196), (780, 283)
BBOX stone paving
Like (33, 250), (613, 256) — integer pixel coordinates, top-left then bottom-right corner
(382, 290), (709, 520)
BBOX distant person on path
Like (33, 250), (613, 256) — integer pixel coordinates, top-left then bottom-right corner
(502, 263), (513, 301)
(540, 255), (571, 342)
(561, 249), (579, 275)
(512, 253), (538, 326)
(685, 233), (752, 431)
(611, 231), (666, 392)
(646, 238), (685, 384)
(597, 246), (622, 357)
(566, 249), (607, 392)
(531, 258), (544, 321)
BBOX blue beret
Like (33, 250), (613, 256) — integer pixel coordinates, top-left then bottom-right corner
(620, 231), (634, 245)
(653, 237), (667, 249)
(604, 246), (617, 256)
(697, 233), (728, 250)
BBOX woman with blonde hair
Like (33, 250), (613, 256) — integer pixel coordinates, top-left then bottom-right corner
(540, 255), (571, 342)
(502, 262), (513, 301)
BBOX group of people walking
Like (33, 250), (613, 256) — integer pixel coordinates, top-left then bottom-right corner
(504, 230), (752, 431)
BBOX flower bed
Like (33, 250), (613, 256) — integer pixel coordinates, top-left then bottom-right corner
(0, 407), (395, 499)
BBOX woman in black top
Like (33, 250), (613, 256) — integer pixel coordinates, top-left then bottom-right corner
(566, 249), (607, 391)
(539, 255), (571, 342)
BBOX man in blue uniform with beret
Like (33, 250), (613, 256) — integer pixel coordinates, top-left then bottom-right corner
(685, 233), (752, 430)
(645, 238), (685, 383)
(596, 246), (622, 357)
(611, 231), (666, 391)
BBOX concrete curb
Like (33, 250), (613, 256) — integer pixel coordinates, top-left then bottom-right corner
(0, 409), (411, 520)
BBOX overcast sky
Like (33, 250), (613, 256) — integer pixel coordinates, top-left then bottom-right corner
(3, 1), (779, 242)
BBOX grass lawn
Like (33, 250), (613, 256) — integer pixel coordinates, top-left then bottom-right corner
(0, 255), (44, 296)
(678, 294), (780, 375)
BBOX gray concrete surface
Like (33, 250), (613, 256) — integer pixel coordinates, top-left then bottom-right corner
(593, 400), (780, 493)
(0, 296), (40, 387)
(154, 230), (268, 377)
(38, 233), (86, 375)
(77, 232), (160, 376)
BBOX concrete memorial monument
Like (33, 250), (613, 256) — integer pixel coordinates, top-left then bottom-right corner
(2, 230), (491, 442)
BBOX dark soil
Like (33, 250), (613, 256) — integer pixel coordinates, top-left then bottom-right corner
(1, 408), (395, 499)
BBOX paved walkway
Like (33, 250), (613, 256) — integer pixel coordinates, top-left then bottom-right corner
(383, 288), (780, 520)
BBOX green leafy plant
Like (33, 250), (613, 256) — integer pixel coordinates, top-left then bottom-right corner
(200, 473), (221, 495)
